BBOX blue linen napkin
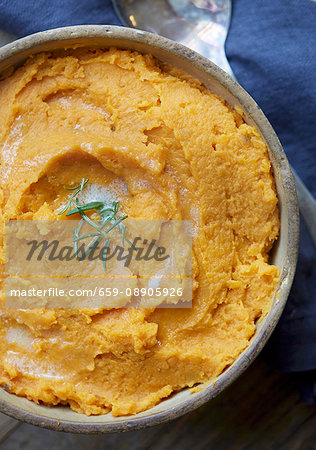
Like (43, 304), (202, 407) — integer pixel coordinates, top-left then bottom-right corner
(225, 0), (316, 404)
(0, 0), (315, 401)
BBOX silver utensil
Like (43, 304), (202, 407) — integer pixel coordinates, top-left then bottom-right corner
(113, 0), (316, 247)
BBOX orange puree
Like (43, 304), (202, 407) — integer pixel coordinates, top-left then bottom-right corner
(0, 48), (279, 416)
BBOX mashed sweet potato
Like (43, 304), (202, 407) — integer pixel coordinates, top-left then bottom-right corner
(0, 48), (279, 416)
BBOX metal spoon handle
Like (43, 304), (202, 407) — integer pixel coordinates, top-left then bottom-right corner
(292, 169), (316, 245)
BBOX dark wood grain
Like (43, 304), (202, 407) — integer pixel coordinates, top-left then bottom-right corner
(1, 356), (315, 450)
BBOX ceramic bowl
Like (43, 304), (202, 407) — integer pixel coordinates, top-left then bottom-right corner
(0, 25), (299, 433)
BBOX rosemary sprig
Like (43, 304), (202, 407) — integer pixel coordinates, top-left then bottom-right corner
(102, 239), (111, 271)
(65, 178), (89, 191)
(66, 201), (105, 216)
(58, 178), (89, 215)
(59, 178), (134, 271)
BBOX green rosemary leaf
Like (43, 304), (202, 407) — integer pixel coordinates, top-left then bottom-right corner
(124, 236), (137, 250)
(74, 232), (100, 242)
(80, 177), (88, 191)
(99, 216), (113, 231)
(66, 201), (104, 216)
(121, 223), (127, 248)
(59, 178), (89, 214)
(73, 228), (79, 256)
(104, 215), (128, 235)
(102, 238), (111, 271)
(79, 211), (104, 233)
(65, 178), (89, 191)
(113, 201), (120, 216)
(82, 235), (103, 258)
(73, 219), (84, 256)
(99, 206), (115, 216)
(58, 204), (68, 215)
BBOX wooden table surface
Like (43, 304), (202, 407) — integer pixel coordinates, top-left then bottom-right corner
(1, 356), (315, 450)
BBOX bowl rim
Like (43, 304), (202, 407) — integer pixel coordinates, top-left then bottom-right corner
(0, 24), (299, 434)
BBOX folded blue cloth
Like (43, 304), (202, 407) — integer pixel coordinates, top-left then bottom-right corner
(1, 0), (315, 400)
(225, 0), (316, 404)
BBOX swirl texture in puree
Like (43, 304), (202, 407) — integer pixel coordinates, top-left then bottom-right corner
(0, 48), (279, 416)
